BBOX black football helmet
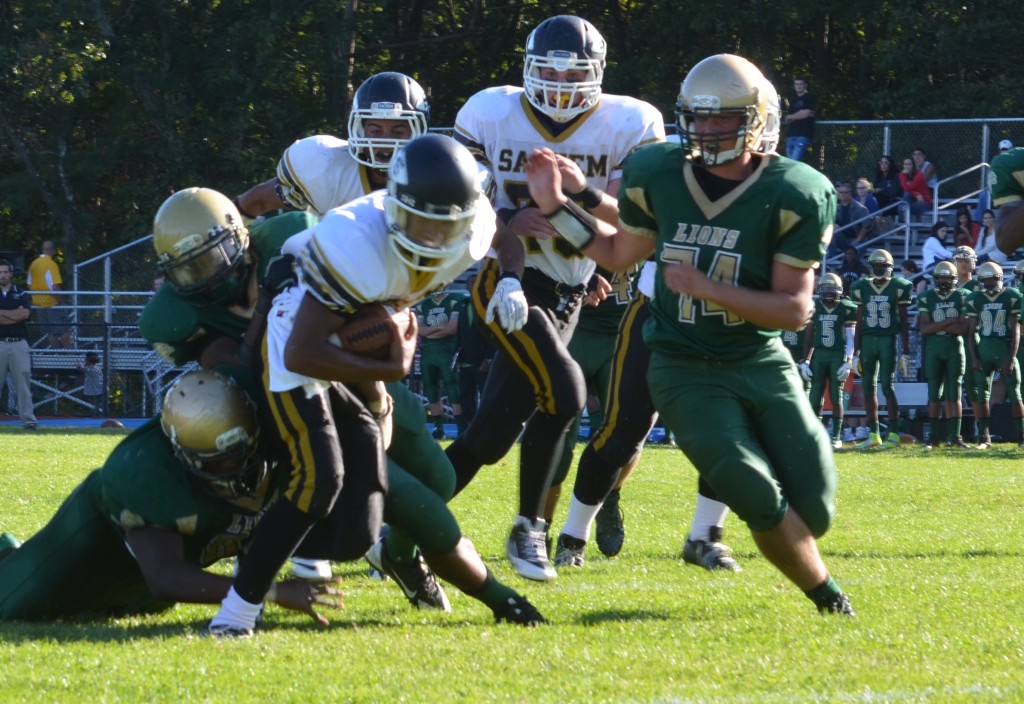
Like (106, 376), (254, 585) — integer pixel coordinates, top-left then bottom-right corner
(523, 15), (606, 123)
(348, 72), (430, 170)
(386, 134), (481, 272)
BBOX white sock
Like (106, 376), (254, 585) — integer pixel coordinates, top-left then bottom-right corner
(561, 494), (601, 541)
(209, 586), (263, 631)
(688, 494), (730, 542)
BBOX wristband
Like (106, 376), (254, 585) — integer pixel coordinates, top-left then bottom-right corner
(545, 200), (598, 251)
(566, 184), (603, 210)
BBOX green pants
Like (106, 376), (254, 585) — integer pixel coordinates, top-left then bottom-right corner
(860, 335), (897, 399)
(808, 349), (846, 414)
(647, 341), (836, 535)
(419, 341), (460, 404)
(382, 382), (461, 556)
(923, 335), (965, 402)
(974, 338), (1022, 403)
(0, 472), (169, 620)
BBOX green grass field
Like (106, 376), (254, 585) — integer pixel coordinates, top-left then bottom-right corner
(1, 427), (1023, 703)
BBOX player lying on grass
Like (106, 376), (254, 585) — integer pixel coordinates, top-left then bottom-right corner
(0, 369), (340, 623)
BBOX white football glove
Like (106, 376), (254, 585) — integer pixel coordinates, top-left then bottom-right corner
(798, 361), (813, 382)
(851, 355), (861, 377)
(486, 276), (529, 333)
(836, 362), (852, 383)
(898, 354), (911, 377)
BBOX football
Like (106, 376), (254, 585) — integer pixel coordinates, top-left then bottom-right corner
(331, 304), (408, 360)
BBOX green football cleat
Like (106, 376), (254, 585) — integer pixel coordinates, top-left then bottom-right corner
(854, 432), (883, 450)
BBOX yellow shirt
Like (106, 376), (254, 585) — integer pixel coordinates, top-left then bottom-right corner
(27, 254), (62, 308)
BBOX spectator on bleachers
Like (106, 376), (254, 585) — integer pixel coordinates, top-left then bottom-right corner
(836, 246), (869, 295)
(912, 147), (938, 190)
(974, 209), (1007, 265)
(873, 155), (903, 210)
(830, 181), (871, 255)
(921, 222), (953, 272)
(999, 139), (1014, 154)
(953, 207), (980, 248)
(854, 178), (879, 213)
(899, 156), (932, 216)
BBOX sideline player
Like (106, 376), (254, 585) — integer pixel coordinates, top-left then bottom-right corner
(0, 370), (340, 623)
(414, 285), (465, 437)
(850, 249), (913, 449)
(447, 14), (665, 581)
(525, 53), (853, 615)
(915, 261), (971, 448)
(965, 262), (1024, 448)
(953, 246), (985, 440)
(205, 134), (543, 635)
(800, 273), (857, 449)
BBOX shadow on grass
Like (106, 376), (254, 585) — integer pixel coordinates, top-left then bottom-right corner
(577, 608), (676, 625)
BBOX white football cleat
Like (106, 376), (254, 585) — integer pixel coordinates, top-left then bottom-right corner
(290, 557), (333, 582)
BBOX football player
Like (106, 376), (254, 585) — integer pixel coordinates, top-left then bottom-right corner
(234, 71), (430, 219)
(414, 285), (465, 437)
(990, 146), (1024, 256)
(448, 14), (665, 581)
(965, 262), (1024, 448)
(138, 188), (335, 583)
(850, 249), (914, 449)
(800, 273), (857, 449)
(525, 54), (853, 615)
(206, 134), (542, 635)
(0, 370), (341, 623)
(916, 261), (971, 448)
(953, 245), (984, 440)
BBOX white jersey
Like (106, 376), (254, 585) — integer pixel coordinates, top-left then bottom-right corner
(267, 191), (495, 392)
(277, 134), (377, 217)
(454, 86), (665, 286)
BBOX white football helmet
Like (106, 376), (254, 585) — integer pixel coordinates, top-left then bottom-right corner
(675, 54), (776, 166)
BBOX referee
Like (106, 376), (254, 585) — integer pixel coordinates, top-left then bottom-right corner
(0, 259), (37, 429)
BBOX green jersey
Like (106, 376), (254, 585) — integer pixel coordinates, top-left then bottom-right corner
(781, 329), (803, 361)
(576, 265), (640, 336)
(811, 298), (857, 351)
(988, 148), (1024, 209)
(965, 286), (1023, 339)
(618, 143), (834, 360)
(140, 211), (317, 365)
(850, 276), (914, 337)
(98, 418), (283, 567)
(414, 292), (465, 349)
(960, 278), (982, 294)
(916, 288), (969, 337)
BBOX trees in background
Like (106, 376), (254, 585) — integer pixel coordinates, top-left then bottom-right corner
(2, 0), (1021, 266)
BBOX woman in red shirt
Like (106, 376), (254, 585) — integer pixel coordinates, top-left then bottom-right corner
(899, 156), (932, 216)
(952, 206), (980, 248)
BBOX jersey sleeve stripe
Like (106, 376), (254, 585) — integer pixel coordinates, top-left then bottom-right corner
(299, 239), (367, 310)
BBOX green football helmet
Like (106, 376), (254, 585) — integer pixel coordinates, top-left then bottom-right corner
(152, 188), (250, 303)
